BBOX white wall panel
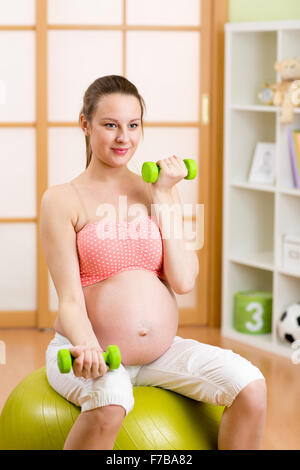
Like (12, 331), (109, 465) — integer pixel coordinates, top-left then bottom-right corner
(48, 0), (123, 25)
(128, 127), (200, 212)
(127, 32), (200, 122)
(0, 32), (35, 122)
(0, 224), (36, 310)
(127, 0), (201, 26)
(0, 129), (36, 217)
(0, 0), (35, 25)
(48, 127), (86, 187)
(48, 31), (123, 122)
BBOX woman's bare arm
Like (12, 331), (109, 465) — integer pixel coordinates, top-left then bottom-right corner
(40, 185), (99, 348)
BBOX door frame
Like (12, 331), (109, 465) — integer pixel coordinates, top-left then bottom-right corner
(180, 0), (228, 327)
(208, 0), (228, 326)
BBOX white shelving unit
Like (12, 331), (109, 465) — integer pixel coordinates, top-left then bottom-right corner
(222, 20), (300, 358)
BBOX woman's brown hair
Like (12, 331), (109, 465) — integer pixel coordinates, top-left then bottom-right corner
(79, 75), (146, 169)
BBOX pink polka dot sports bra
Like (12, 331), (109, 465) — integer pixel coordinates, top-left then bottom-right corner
(69, 182), (165, 287)
(76, 215), (165, 287)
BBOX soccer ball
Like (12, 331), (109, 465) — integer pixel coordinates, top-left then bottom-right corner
(277, 303), (300, 344)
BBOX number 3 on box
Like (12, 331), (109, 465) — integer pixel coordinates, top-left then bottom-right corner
(245, 302), (264, 332)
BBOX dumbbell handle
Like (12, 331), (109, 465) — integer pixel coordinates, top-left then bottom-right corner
(141, 158), (197, 183)
(57, 345), (121, 374)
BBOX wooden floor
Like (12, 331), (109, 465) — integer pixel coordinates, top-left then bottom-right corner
(0, 325), (299, 450)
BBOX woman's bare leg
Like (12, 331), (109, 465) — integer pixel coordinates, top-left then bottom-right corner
(63, 404), (126, 450)
(218, 379), (267, 450)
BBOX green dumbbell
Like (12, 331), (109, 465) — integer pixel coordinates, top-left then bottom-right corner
(142, 158), (197, 183)
(57, 344), (121, 374)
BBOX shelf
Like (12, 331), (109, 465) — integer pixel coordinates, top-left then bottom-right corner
(278, 188), (300, 197)
(231, 181), (275, 193)
(278, 267), (300, 279)
(222, 20), (300, 359)
(231, 105), (300, 114)
(229, 188), (274, 260)
(231, 105), (279, 113)
(225, 20), (300, 33)
(228, 259), (300, 278)
(229, 111), (276, 183)
(227, 261), (300, 279)
(222, 327), (292, 358)
(231, 184), (300, 197)
(229, 252), (274, 271)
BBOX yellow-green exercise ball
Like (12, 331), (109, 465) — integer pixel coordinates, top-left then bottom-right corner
(0, 367), (224, 450)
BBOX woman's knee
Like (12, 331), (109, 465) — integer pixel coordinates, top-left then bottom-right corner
(234, 379), (267, 413)
(83, 405), (126, 432)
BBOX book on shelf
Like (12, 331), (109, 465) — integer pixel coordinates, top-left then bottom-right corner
(288, 129), (300, 188)
(294, 131), (300, 174)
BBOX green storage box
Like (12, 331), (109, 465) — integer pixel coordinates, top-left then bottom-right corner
(234, 290), (272, 334)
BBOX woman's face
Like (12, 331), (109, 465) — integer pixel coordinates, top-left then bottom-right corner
(86, 93), (143, 168)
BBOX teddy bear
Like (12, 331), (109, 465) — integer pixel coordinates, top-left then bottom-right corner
(258, 57), (300, 123)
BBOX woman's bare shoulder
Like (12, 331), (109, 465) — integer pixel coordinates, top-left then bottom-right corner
(42, 181), (77, 201)
(41, 182), (79, 224)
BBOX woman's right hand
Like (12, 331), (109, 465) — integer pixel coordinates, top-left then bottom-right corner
(69, 345), (109, 379)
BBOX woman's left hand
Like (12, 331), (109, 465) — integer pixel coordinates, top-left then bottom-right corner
(151, 156), (188, 193)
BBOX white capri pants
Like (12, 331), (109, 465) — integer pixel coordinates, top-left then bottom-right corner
(46, 333), (264, 415)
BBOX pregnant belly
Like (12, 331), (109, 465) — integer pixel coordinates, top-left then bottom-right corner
(83, 270), (179, 365)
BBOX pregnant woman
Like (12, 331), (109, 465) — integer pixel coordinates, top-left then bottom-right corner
(40, 75), (266, 450)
